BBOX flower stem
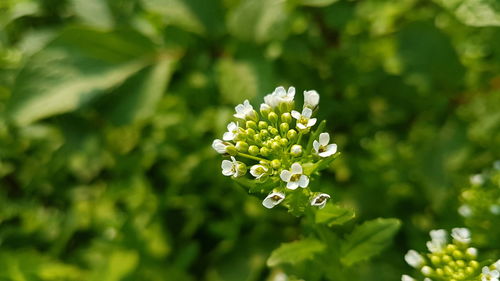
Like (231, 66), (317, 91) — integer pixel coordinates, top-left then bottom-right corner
(237, 152), (268, 162)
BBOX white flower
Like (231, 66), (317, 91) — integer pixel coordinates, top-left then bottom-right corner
(458, 204), (472, 217)
(313, 133), (337, 157)
(221, 156), (244, 177)
(494, 259), (500, 270)
(280, 162), (309, 190)
(260, 103), (272, 113)
(452, 227), (471, 244)
(310, 193), (330, 209)
(481, 266), (500, 281)
(223, 122), (239, 141)
(401, 275), (415, 281)
(262, 192), (285, 209)
(250, 164), (268, 179)
(212, 139), (227, 154)
(234, 99), (254, 120)
(470, 174), (484, 186)
(291, 108), (317, 130)
(264, 86), (295, 108)
(404, 250), (424, 268)
(426, 229), (447, 253)
(304, 90), (319, 109)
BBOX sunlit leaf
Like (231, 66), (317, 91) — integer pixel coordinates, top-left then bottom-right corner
(267, 238), (326, 267)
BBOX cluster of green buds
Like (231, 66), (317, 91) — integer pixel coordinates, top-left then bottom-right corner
(403, 228), (499, 281)
(212, 86), (339, 214)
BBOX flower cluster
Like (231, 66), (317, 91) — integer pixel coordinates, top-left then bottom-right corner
(212, 86), (338, 213)
(403, 227), (499, 281)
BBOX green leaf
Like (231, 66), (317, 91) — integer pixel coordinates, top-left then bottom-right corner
(434, 0), (500, 27)
(340, 218), (401, 266)
(299, 0), (339, 7)
(141, 0), (205, 34)
(315, 203), (355, 226)
(6, 27), (157, 125)
(227, 0), (289, 43)
(69, 0), (114, 28)
(267, 238), (326, 267)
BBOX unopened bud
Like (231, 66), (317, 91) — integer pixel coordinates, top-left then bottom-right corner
(253, 134), (262, 142)
(226, 145), (238, 156)
(281, 113), (292, 124)
(268, 112), (278, 123)
(247, 110), (259, 122)
(260, 147), (270, 157)
(279, 138), (288, 146)
(246, 120), (257, 130)
(260, 103), (271, 117)
(269, 127), (279, 136)
(279, 122), (289, 133)
(260, 129), (269, 138)
(236, 162), (247, 176)
(236, 141), (249, 152)
(287, 129), (298, 140)
(271, 159), (281, 169)
(258, 121), (268, 129)
(291, 145), (303, 156)
(452, 250), (463, 260)
(271, 141), (280, 150)
(248, 145), (259, 156)
(246, 128), (256, 136)
(430, 255), (441, 266)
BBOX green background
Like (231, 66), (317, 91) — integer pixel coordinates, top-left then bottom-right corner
(1, 0), (499, 280)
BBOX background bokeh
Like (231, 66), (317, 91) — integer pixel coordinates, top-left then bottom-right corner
(1, 0), (499, 280)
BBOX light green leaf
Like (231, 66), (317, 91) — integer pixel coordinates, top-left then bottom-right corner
(267, 238), (326, 267)
(227, 0), (288, 43)
(70, 0), (114, 28)
(315, 204), (355, 226)
(141, 0), (205, 34)
(340, 218), (401, 266)
(299, 0), (339, 7)
(435, 0), (500, 26)
(6, 27), (157, 125)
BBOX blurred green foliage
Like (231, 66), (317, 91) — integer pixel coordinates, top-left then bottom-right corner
(0, 0), (499, 280)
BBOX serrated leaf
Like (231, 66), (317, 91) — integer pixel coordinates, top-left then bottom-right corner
(6, 27), (158, 125)
(315, 204), (355, 226)
(267, 238), (326, 267)
(434, 0), (500, 27)
(340, 218), (401, 266)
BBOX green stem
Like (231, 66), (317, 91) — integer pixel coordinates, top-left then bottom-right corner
(237, 152), (268, 162)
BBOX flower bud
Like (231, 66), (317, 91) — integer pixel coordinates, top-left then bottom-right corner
(465, 247), (477, 259)
(436, 268), (444, 276)
(260, 147), (270, 157)
(469, 260), (479, 269)
(236, 141), (249, 152)
(268, 112), (278, 123)
(281, 113), (292, 124)
(442, 255), (452, 263)
(269, 127), (279, 136)
(260, 103), (271, 117)
(248, 145), (260, 156)
(456, 260), (465, 267)
(246, 120), (257, 130)
(290, 145), (303, 157)
(452, 250), (463, 260)
(279, 138), (288, 146)
(430, 255), (441, 266)
(247, 110), (259, 122)
(279, 122), (289, 133)
(287, 129), (298, 141)
(246, 128), (256, 136)
(304, 90), (320, 109)
(258, 121), (268, 129)
(253, 134), (262, 143)
(271, 141), (280, 150)
(236, 162), (247, 176)
(271, 159), (281, 169)
(260, 129), (269, 138)
(226, 145), (238, 156)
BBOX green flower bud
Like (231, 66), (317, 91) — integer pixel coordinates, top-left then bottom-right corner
(469, 261), (479, 269)
(269, 127), (279, 136)
(465, 266), (474, 275)
(442, 255), (452, 263)
(446, 244), (457, 252)
(430, 255), (441, 266)
(248, 145), (260, 156)
(246, 128), (256, 136)
(452, 250), (463, 260)
(271, 159), (281, 169)
(260, 104), (271, 117)
(273, 135), (281, 141)
(436, 268), (444, 276)
(236, 141), (249, 152)
(246, 120), (257, 130)
(226, 145), (238, 156)
(271, 141), (280, 151)
(444, 265), (453, 275)
(258, 121), (268, 129)
(234, 130), (246, 141)
(260, 147), (270, 157)
(268, 112), (278, 123)
(253, 134), (262, 143)
(287, 129), (298, 141)
(279, 122), (289, 133)
(290, 144), (303, 157)
(247, 110), (259, 122)
(279, 138), (288, 146)
(456, 260), (465, 268)
(236, 162), (247, 176)
(281, 113), (292, 124)
(260, 129), (269, 138)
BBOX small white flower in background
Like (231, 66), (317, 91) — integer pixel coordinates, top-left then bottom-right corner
(426, 229), (447, 253)
(481, 266), (500, 281)
(223, 122), (239, 141)
(494, 160), (500, 171)
(421, 266), (433, 276)
(458, 204), (473, 217)
(280, 162), (309, 190)
(424, 278), (432, 281)
(401, 275), (415, 281)
(466, 247), (478, 258)
(470, 174), (484, 186)
(404, 250), (424, 268)
(494, 259), (500, 270)
(274, 86), (295, 105)
(310, 193), (330, 209)
(262, 192), (285, 209)
(313, 133), (337, 158)
(303, 90), (319, 109)
(250, 164), (268, 179)
(221, 156), (244, 177)
(490, 204), (500, 215)
(291, 108), (317, 130)
(212, 139), (227, 154)
(451, 227), (471, 244)
(234, 99), (255, 120)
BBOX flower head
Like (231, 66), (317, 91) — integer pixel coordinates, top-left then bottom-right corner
(250, 164), (269, 179)
(291, 108), (317, 130)
(313, 133), (337, 158)
(304, 90), (319, 109)
(221, 156), (246, 177)
(280, 163), (309, 190)
(234, 100), (256, 120)
(311, 193), (330, 209)
(405, 250), (424, 268)
(262, 192), (286, 209)
(451, 227), (471, 244)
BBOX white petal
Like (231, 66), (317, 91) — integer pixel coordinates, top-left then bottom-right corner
(262, 198), (275, 209)
(304, 90), (319, 107)
(297, 123), (307, 130)
(291, 163), (302, 174)
(302, 107), (313, 118)
(287, 181), (299, 190)
(261, 103), (271, 111)
(275, 86), (286, 97)
(298, 175), (309, 187)
(319, 144), (337, 157)
(287, 86), (295, 97)
(401, 275), (415, 281)
(227, 122), (237, 131)
(291, 110), (301, 120)
(222, 160), (233, 170)
(307, 118), (317, 127)
(313, 140), (320, 153)
(212, 139), (226, 154)
(492, 270), (500, 278)
(223, 132), (234, 141)
(280, 170), (292, 182)
(319, 132), (330, 146)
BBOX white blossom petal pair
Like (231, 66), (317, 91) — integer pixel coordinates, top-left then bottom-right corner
(311, 193), (330, 209)
(313, 133), (337, 157)
(426, 229), (447, 253)
(404, 250), (424, 268)
(303, 90), (320, 109)
(221, 156), (243, 177)
(280, 162), (309, 190)
(212, 139), (227, 154)
(262, 192), (285, 209)
(291, 108), (317, 130)
(451, 227), (471, 244)
(234, 99), (254, 120)
(223, 122), (239, 141)
(250, 164), (268, 179)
